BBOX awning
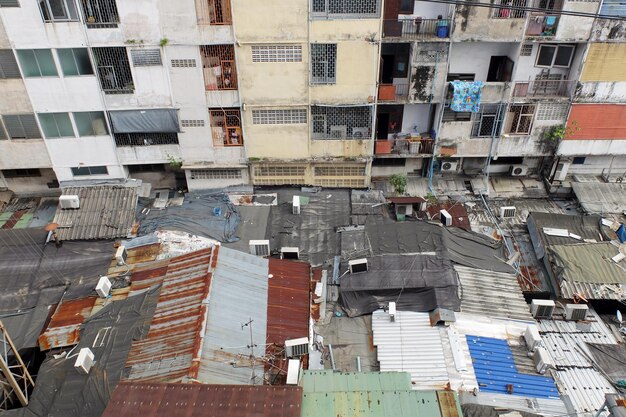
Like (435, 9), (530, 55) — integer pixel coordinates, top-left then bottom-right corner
(109, 109), (180, 133)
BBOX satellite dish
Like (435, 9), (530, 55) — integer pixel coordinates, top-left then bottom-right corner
(617, 310), (623, 324)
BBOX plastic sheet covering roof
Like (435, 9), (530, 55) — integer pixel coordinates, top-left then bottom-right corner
(467, 335), (559, 399)
(0, 228), (114, 311)
(38, 296), (97, 350)
(459, 391), (569, 417)
(102, 383), (303, 417)
(301, 370), (463, 417)
(53, 185), (138, 240)
(572, 182), (626, 214)
(456, 265), (533, 321)
(0, 306), (51, 354)
(3, 287), (159, 417)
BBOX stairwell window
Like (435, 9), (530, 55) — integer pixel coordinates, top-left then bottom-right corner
(505, 104), (536, 135)
(311, 44), (336, 85)
(16, 49), (58, 77)
(57, 48), (93, 76)
(39, 0), (79, 22)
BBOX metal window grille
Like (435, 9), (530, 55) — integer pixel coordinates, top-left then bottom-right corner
(536, 103), (569, 121)
(311, 106), (372, 139)
(201, 45), (237, 90)
(520, 43), (533, 56)
(491, 0), (527, 18)
(252, 109), (307, 125)
(311, 0), (380, 18)
(16, 49), (58, 77)
(315, 178), (366, 187)
(131, 49), (162, 66)
(171, 59), (197, 68)
(39, 0), (79, 22)
(314, 166), (366, 176)
(506, 104), (536, 135)
(196, 0), (232, 24)
(0, 0), (20, 6)
(71, 165), (108, 175)
(311, 44), (336, 85)
(92, 47), (134, 94)
(181, 119), (205, 128)
(209, 108), (242, 146)
(0, 50), (20, 79)
(442, 106), (471, 122)
(2, 114), (41, 139)
(113, 132), (179, 146)
(252, 45), (303, 63)
(57, 48), (93, 76)
(471, 104), (506, 138)
(81, 0), (120, 27)
(254, 165), (306, 177)
(190, 169), (242, 180)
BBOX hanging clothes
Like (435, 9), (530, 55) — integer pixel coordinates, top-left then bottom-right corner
(450, 81), (484, 113)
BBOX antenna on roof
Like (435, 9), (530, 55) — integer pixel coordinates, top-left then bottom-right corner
(241, 318), (258, 385)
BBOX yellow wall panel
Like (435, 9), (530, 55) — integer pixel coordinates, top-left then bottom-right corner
(581, 43), (626, 82)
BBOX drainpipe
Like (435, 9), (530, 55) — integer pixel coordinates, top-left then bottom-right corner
(370, 0), (385, 187)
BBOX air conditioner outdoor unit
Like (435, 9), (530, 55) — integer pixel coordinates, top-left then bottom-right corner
(533, 347), (553, 374)
(59, 195), (80, 209)
(95, 276), (111, 298)
(440, 209), (452, 227)
(74, 348), (95, 375)
(349, 258), (368, 274)
(329, 125), (347, 139)
(441, 161), (458, 173)
(565, 304), (589, 321)
(115, 246), (127, 266)
(530, 299), (555, 319)
(281, 247), (300, 260)
(553, 160), (571, 182)
(285, 337), (309, 358)
(351, 127), (369, 138)
(499, 206), (517, 218)
(510, 164), (529, 177)
(249, 239), (270, 257)
(524, 325), (542, 352)
(292, 195), (301, 215)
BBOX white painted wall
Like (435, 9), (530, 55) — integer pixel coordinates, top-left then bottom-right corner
(24, 77), (104, 112)
(401, 104), (431, 134)
(513, 43), (582, 82)
(449, 43), (518, 81)
(558, 139), (626, 156)
(567, 156), (626, 175)
(412, 1), (451, 19)
(575, 82), (626, 103)
(371, 158), (423, 177)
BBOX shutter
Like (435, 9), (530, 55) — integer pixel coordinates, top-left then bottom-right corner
(600, 0), (626, 16)
(130, 49), (162, 66)
(0, 50), (20, 78)
(0, 0), (20, 6)
(0, 119), (6, 140)
(3, 114), (41, 139)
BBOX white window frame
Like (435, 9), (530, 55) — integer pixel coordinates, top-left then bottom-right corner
(506, 104), (536, 135)
(535, 44), (575, 68)
(39, 0), (79, 22)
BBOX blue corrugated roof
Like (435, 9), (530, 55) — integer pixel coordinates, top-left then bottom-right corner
(467, 335), (560, 399)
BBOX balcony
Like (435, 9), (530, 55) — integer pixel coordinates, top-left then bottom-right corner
(512, 80), (575, 98)
(525, 13), (559, 37)
(375, 137), (434, 157)
(382, 18), (450, 41)
(378, 83), (409, 102)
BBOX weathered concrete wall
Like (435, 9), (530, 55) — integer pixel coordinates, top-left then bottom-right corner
(186, 169), (249, 191)
(371, 158), (423, 177)
(409, 43), (448, 103)
(452, 3), (526, 42)
(116, 144), (182, 165)
(555, 1), (599, 41)
(2, 169), (57, 195)
(231, 0), (307, 42)
(129, 170), (178, 189)
(566, 155), (626, 175)
(0, 140), (52, 169)
(310, 139), (372, 158)
(590, 19), (626, 42)
(244, 119), (310, 159)
(558, 139), (626, 156)
(449, 42), (518, 81)
(574, 82), (626, 102)
(481, 82), (511, 102)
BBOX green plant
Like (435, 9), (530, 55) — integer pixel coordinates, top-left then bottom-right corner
(425, 192), (438, 204)
(166, 154), (182, 169)
(390, 174), (407, 195)
(160, 38), (169, 47)
(545, 120), (581, 143)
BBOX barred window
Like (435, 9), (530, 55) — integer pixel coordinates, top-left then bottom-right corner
(196, 0), (232, 25)
(171, 59), (197, 68)
(311, 106), (372, 139)
(92, 47), (134, 94)
(311, 44), (336, 85)
(314, 166), (366, 177)
(505, 104), (536, 135)
(2, 114), (42, 139)
(181, 119), (205, 128)
(190, 169), (242, 180)
(71, 165), (108, 176)
(81, 0), (120, 28)
(201, 45), (237, 90)
(311, 0), (380, 18)
(471, 104), (506, 138)
(209, 108), (242, 146)
(114, 133), (179, 146)
(520, 43), (533, 56)
(491, 0), (527, 18)
(131, 49), (162, 66)
(252, 45), (303, 63)
(252, 109), (307, 125)
(536, 103), (569, 120)
(254, 165), (306, 177)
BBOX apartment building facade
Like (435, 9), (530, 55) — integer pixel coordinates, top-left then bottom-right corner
(0, 0), (623, 193)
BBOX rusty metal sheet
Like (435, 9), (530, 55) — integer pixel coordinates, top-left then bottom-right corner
(427, 203), (471, 230)
(102, 383), (302, 417)
(38, 297), (97, 350)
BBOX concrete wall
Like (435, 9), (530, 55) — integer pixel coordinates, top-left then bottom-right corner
(558, 139), (626, 156)
(574, 82), (626, 103)
(310, 139), (372, 158)
(186, 169), (250, 191)
(371, 158), (423, 177)
(409, 43), (448, 103)
(0, 140), (52, 169)
(566, 155), (626, 175)
(590, 19), (626, 42)
(231, 0), (307, 42)
(555, 1), (599, 42)
(413, 1), (451, 19)
(116, 144), (182, 165)
(452, 3), (526, 42)
(449, 42), (518, 82)
(1, 169), (57, 195)
(401, 104), (432, 134)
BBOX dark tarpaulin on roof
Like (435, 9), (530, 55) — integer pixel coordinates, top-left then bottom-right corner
(109, 109), (180, 133)
(4, 286), (160, 417)
(339, 254), (460, 317)
(0, 306), (51, 355)
(461, 404), (542, 417)
(587, 343), (626, 383)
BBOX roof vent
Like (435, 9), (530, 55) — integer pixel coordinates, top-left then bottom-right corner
(531, 299), (555, 319)
(115, 246), (127, 266)
(59, 195), (80, 209)
(249, 240), (270, 257)
(349, 258), (368, 274)
(285, 337), (309, 358)
(499, 206), (517, 218)
(389, 301), (396, 322)
(74, 348), (95, 374)
(533, 347), (553, 374)
(429, 308), (456, 326)
(440, 209), (452, 227)
(95, 276), (111, 298)
(281, 247), (299, 260)
(292, 196), (301, 215)
(565, 304), (588, 321)
(524, 325), (542, 352)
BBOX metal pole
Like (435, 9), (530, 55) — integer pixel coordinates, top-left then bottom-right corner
(328, 344), (336, 371)
(356, 356), (362, 372)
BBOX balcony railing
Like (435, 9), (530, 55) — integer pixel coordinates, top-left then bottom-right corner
(375, 138), (434, 156)
(525, 13), (559, 37)
(513, 80), (576, 98)
(382, 18), (450, 40)
(114, 133), (179, 147)
(378, 83), (409, 102)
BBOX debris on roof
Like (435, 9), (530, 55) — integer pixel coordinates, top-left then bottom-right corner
(572, 182), (626, 214)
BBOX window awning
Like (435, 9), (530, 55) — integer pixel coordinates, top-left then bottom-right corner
(109, 109), (180, 133)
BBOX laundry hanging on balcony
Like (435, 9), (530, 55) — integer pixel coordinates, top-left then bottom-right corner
(450, 81), (484, 113)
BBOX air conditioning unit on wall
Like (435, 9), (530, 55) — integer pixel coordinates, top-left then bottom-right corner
(441, 161), (458, 173)
(329, 125), (347, 139)
(510, 164), (529, 177)
(351, 127), (370, 138)
(249, 240), (270, 257)
(531, 299), (555, 319)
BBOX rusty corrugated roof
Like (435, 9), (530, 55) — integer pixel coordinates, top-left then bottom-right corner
(38, 297), (97, 350)
(427, 203), (471, 230)
(102, 382), (302, 417)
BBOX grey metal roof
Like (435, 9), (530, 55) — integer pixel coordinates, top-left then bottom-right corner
(459, 391), (569, 417)
(572, 182), (626, 215)
(456, 265), (533, 321)
(53, 185), (138, 240)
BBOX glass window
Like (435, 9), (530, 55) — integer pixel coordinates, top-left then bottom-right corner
(57, 48), (93, 76)
(38, 113), (74, 138)
(536, 44), (574, 68)
(17, 49), (58, 77)
(73, 111), (108, 136)
(3, 114), (42, 139)
(71, 166), (108, 176)
(39, 0), (79, 22)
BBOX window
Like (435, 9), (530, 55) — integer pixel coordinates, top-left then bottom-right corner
(114, 133), (179, 146)
(536, 44), (575, 68)
(252, 109), (307, 125)
(0, 0), (20, 6)
(311, 0), (380, 18)
(92, 47), (134, 94)
(311, 43), (336, 85)
(572, 156), (586, 165)
(201, 45), (237, 90)
(209, 109), (242, 146)
(491, 0), (527, 18)
(196, 0), (232, 25)
(442, 107), (471, 122)
(520, 43), (533, 56)
(2, 169), (41, 178)
(131, 49), (162, 67)
(505, 104), (536, 135)
(2, 114), (42, 139)
(57, 48), (93, 76)
(314, 165), (366, 176)
(252, 45), (303, 63)
(38, 113), (74, 138)
(400, 0), (413, 13)
(181, 119), (205, 128)
(39, 0), (79, 22)
(73, 111), (108, 136)
(81, 0), (119, 27)
(0, 50), (20, 79)
(190, 169), (242, 180)
(311, 106), (372, 139)
(372, 158), (406, 166)
(254, 165), (306, 177)
(71, 166), (108, 176)
(171, 59), (197, 68)
(16, 49), (57, 77)
(471, 104), (506, 138)
(128, 164), (166, 173)
(536, 103), (569, 120)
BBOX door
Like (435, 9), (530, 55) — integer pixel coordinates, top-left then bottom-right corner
(381, 55), (395, 84)
(487, 56), (514, 82)
(376, 113), (390, 139)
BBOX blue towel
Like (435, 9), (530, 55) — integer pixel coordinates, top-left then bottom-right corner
(450, 81), (484, 113)
(545, 15), (557, 25)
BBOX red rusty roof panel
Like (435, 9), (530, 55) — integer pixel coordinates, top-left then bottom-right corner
(102, 382), (302, 417)
(387, 197), (427, 204)
(427, 203), (471, 231)
(38, 296), (97, 350)
(123, 246), (216, 383)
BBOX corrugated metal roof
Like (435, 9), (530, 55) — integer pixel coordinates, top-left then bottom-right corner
(38, 297), (97, 350)
(428, 203), (471, 230)
(102, 383), (302, 417)
(466, 335), (560, 399)
(53, 185), (138, 240)
(572, 182), (626, 215)
(456, 265), (533, 321)
(459, 391), (569, 417)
